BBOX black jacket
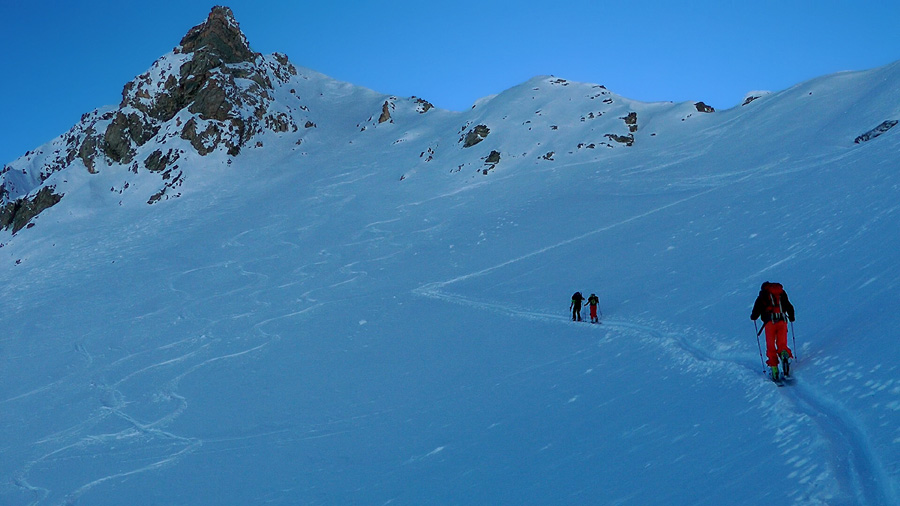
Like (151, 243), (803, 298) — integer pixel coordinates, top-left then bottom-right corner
(750, 282), (795, 323)
(571, 292), (584, 307)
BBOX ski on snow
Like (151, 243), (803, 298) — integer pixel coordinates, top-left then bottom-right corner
(769, 359), (794, 387)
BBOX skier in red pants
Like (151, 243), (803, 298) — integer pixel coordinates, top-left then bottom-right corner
(750, 281), (796, 379)
(587, 293), (600, 323)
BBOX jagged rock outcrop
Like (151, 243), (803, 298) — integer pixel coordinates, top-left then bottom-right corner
(378, 101), (393, 123)
(605, 133), (634, 146)
(65, 6), (302, 175)
(144, 149), (182, 172)
(622, 112), (638, 132)
(694, 102), (715, 113)
(1, 6), (307, 226)
(413, 97), (434, 114)
(854, 120), (898, 144)
(103, 111), (158, 164)
(0, 186), (63, 233)
(462, 125), (490, 148)
(180, 6), (256, 64)
(481, 150), (502, 175)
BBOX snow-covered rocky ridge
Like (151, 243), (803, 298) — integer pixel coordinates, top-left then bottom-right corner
(1, 6), (899, 506)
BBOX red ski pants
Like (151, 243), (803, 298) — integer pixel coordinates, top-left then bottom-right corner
(764, 320), (792, 366)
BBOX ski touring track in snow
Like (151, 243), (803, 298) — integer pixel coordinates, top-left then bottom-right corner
(413, 182), (897, 505)
(416, 285), (896, 504)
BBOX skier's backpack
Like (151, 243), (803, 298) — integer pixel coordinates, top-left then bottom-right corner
(572, 292), (583, 302)
(764, 282), (786, 321)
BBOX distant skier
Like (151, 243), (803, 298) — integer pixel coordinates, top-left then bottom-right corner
(587, 293), (600, 323)
(570, 291), (585, 321)
(750, 281), (795, 378)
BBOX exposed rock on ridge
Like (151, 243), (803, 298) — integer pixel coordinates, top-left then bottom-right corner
(70, 6), (300, 172)
(1, 6), (305, 229)
(179, 6), (256, 64)
(378, 101), (393, 123)
(854, 120), (897, 144)
(0, 186), (62, 233)
(462, 125), (490, 147)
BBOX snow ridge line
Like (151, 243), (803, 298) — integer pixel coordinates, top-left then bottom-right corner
(414, 286), (896, 505)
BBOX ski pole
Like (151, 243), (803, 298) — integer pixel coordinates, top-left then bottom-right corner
(790, 321), (798, 361)
(754, 321), (766, 373)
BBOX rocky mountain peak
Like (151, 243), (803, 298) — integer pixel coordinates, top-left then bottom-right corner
(178, 6), (256, 64)
(0, 6), (304, 230)
(92, 5), (300, 164)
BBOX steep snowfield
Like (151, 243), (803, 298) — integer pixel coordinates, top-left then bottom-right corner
(1, 49), (899, 505)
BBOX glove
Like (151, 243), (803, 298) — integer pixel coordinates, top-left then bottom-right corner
(789, 316), (795, 322)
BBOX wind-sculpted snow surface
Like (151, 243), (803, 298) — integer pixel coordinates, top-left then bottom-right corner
(1, 8), (899, 504)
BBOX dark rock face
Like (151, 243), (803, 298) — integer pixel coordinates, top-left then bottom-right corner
(462, 125), (490, 148)
(605, 133), (634, 146)
(179, 6), (256, 64)
(854, 120), (897, 144)
(0, 186), (63, 233)
(742, 95), (762, 106)
(144, 149), (182, 173)
(694, 102), (715, 113)
(378, 101), (393, 123)
(78, 126), (101, 173)
(0, 6), (305, 229)
(123, 7), (263, 126)
(103, 112), (158, 163)
(622, 112), (638, 132)
(414, 97), (434, 114)
(72, 5), (298, 171)
(125, 7), (278, 158)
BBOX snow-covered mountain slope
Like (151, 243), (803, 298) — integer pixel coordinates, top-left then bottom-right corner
(1, 7), (899, 506)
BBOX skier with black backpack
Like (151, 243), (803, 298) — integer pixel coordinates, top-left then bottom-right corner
(570, 291), (585, 321)
(750, 281), (796, 381)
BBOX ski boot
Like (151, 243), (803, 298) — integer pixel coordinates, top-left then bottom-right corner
(770, 365), (780, 382)
(780, 350), (791, 378)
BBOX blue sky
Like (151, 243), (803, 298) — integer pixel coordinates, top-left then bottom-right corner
(1, 0), (898, 165)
